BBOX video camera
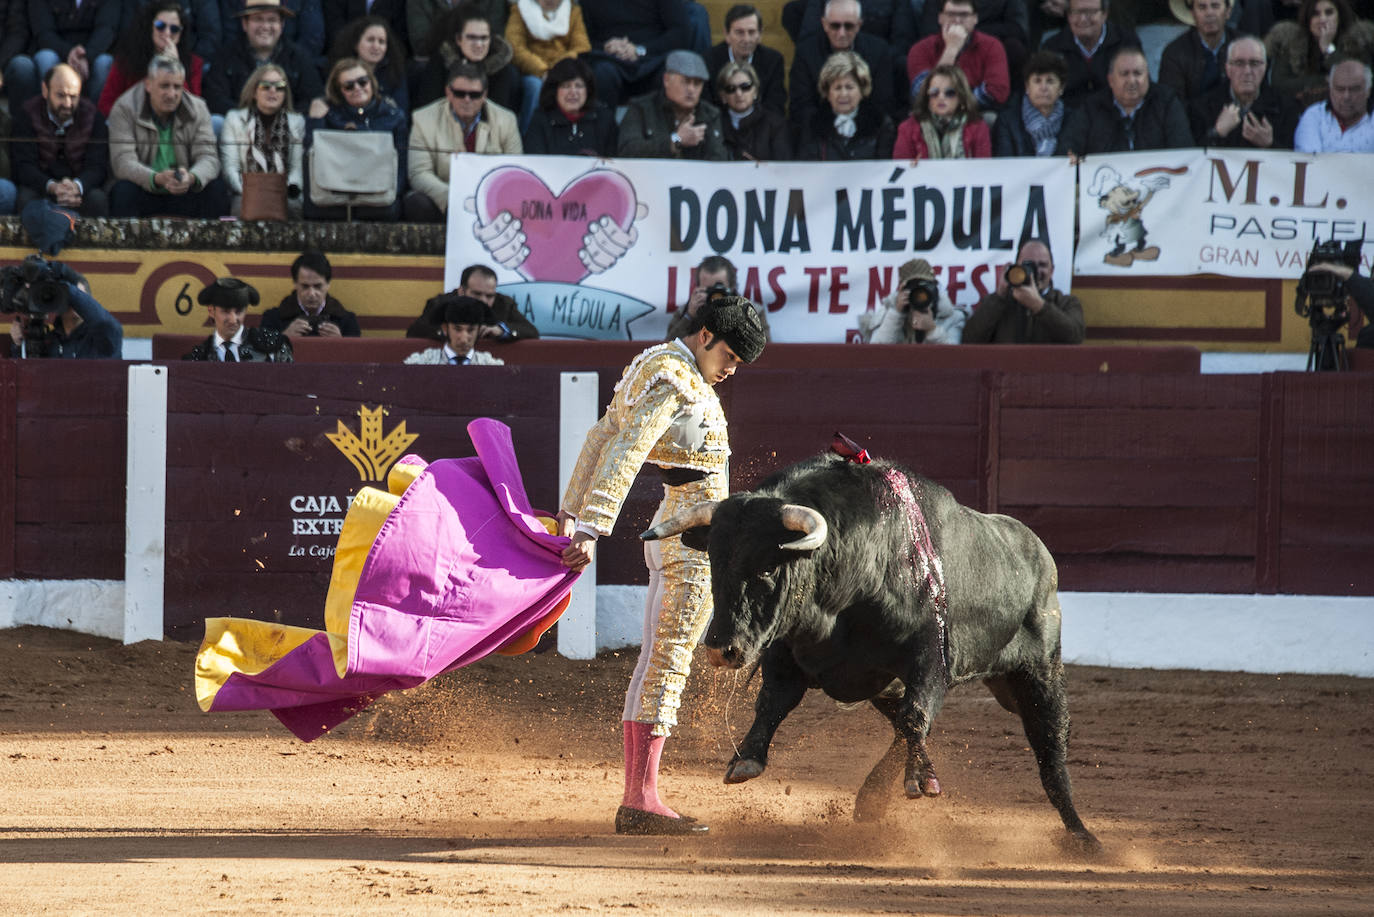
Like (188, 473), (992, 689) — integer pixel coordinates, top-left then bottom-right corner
(1, 254), (72, 318)
(1295, 239), (1363, 371)
(902, 276), (940, 314)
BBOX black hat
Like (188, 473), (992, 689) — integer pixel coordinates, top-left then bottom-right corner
(443, 294), (493, 327)
(700, 294), (766, 363)
(198, 277), (261, 310)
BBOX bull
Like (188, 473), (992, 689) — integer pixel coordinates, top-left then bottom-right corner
(642, 452), (1100, 852)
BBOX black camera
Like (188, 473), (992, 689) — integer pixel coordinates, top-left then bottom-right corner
(902, 277), (940, 314)
(1295, 239), (1363, 371)
(1005, 260), (1039, 288)
(1, 254), (71, 317)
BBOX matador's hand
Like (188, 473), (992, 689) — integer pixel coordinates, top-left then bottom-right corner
(561, 531), (596, 570)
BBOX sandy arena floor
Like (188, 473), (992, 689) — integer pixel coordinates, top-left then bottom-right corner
(0, 624), (1370, 915)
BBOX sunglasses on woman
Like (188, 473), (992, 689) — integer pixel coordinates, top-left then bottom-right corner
(928, 87), (958, 99)
(154, 19), (183, 35)
(725, 80), (754, 93)
(258, 80), (288, 91)
(340, 76), (371, 91)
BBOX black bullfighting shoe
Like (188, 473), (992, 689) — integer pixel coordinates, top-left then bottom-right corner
(614, 805), (710, 836)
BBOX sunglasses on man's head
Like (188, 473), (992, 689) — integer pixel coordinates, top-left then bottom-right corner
(928, 87), (958, 98)
(340, 76), (371, 91)
(154, 19), (183, 35)
(448, 86), (484, 99)
(725, 80), (754, 93)
(258, 80), (287, 91)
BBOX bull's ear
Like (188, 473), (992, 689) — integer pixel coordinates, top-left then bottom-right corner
(680, 526), (711, 552)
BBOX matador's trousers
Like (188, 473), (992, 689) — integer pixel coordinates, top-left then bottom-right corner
(622, 476), (721, 737)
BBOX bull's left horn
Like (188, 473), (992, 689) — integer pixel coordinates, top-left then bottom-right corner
(779, 504), (827, 551)
(640, 500), (719, 541)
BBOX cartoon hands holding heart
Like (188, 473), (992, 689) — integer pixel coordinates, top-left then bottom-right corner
(464, 166), (648, 283)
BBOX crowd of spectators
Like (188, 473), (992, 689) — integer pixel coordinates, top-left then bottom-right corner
(2, 0), (1373, 222)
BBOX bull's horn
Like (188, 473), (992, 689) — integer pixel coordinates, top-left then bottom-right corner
(640, 500), (719, 541)
(779, 504), (827, 551)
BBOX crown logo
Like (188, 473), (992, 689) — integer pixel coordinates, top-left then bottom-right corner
(327, 405), (419, 482)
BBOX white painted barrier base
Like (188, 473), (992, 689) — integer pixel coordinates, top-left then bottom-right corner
(0, 580), (126, 640)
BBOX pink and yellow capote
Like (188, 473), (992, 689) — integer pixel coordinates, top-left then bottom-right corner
(194, 419), (579, 741)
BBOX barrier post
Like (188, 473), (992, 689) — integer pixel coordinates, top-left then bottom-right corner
(558, 371), (599, 659)
(124, 364), (167, 643)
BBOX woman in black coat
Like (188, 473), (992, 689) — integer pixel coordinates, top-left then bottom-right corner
(522, 57), (617, 156)
(796, 51), (895, 161)
(993, 50), (1071, 157)
(717, 60), (792, 161)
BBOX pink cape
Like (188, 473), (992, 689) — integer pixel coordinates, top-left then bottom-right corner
(195, 419), (580, 741)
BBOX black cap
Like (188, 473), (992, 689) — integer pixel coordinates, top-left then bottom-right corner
(197, 277), (261, 310)
(700, 294), (766, 363)
(443, 294), (493, 327)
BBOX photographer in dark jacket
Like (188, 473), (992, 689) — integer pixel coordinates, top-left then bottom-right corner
(4, 256), (122, 359)
(260, 250), (362, 338)
(1306, 258), (1374, 350)
(962, 240), (1085, 343)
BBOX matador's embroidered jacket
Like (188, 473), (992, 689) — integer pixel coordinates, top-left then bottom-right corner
(561, 341), (729, 535)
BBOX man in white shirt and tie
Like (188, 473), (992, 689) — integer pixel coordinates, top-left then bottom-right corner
(182, 277), (293, 362)
(403, 295), (507, 365)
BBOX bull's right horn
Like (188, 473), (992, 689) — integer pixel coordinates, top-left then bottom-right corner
(779, 504), (827, 551)
(640, 500), (719, 541)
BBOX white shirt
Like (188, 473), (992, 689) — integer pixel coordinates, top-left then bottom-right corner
(1294, 102), (1374, 153)
(214, 328), (245, 361)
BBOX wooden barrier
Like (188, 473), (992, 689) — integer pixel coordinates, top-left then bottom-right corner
(1, 360), (1369, 639)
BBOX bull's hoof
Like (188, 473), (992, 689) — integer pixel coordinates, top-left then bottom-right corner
(904, 775), (941, 798)
(1058, 828), (1104, 858)
(724, 758), (764, 784)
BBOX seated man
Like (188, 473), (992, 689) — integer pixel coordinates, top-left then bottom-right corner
(11, 63), (110, 216)
(580, 0), (692, 109)
(1189, 36), (1295, 148)
(405, 263), (540, 341)
(1040, 0), (1139, 106)
(618, 50), (727, 160)
(1294, 60), (1374, 154)
(3, 0), (119, 109)
(404, 295), (507, 365)
(706, 4), (788, 115)
(108, 56), (229, 218)
(1057, 46), (1193, 156)
(1158, 0), (1236, 103)
(961, 239), (1084, 343)
(259, 251), (362, 337)
(183, 277), (294, 362)
(790, 0), (895, 125)
(403, 61), (521, 224)
(664, 255), (772, 340)
(4, 256), (123, 359)
(203, 0), (324, 115)
(908, 0), (1011, 111)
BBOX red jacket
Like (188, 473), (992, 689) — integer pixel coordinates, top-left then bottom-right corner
(892, 115), (992, 159)
(906, 31), (1009, 109)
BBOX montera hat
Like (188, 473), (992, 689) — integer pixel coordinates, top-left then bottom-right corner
(236, 0), (295, 18)
(198, 277), (261, 310)
(665, 50), (710, 81)
(700, 294), (766, 363)
(443, 295), (493, 327)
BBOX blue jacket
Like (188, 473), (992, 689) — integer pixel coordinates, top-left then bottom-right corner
(305, 96), (409, 197)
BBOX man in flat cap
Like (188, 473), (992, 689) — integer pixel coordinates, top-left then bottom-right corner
(617, 50), (727, 160)
(558, 293), (765, 837)
(403, 295), (507, 365)
(184, 277), (294, 361)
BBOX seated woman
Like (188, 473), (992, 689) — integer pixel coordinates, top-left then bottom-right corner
(796, 51), (896, 161)
(993, 51), (1070, 157)
(505, 0), (591, 131)
(220, 63), (305, 219)
(522, 57), (618, 156)
(717, 60), (792, 161)
(98, 0), (205, 117)
(414, 3), (522, 114)
(329, 15), (410, 113)
(304, 58), (408, 221)
(894, 64), (991, 160)
(1267, 0), (1374, 109)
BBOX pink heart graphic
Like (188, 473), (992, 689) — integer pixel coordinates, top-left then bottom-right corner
(475, 167), (639, 283)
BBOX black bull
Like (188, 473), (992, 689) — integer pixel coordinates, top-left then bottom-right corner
(643, 453), (1100, 852)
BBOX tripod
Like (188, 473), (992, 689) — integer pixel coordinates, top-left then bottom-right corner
(1307, 325), (1348, 372)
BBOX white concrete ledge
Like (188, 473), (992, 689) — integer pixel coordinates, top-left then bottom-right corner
(0, 580), (126, 640)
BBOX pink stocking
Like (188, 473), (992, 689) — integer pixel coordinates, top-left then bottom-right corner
(621, 720), (678, 818)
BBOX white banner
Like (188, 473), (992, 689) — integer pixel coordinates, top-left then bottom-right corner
(1075, 149), (1374, 278)
(444, 154), (1076, 342)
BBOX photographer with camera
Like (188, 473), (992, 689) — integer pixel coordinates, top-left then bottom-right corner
(858, 257), (967, 345)
(259, 250), (361, 338)
(961, 240), (1086, 344)
(1297, 240), (1373, 369)
(664, 255), (772, 341)
(2, 254), (123, 359)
